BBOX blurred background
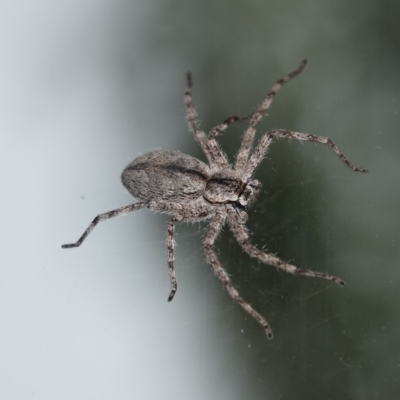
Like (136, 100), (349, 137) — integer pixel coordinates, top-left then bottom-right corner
(1, 0), (399, 398)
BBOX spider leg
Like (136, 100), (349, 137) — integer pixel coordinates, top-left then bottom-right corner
(208, 115), (251, 140)
(167, 217), (178, 301)
(204, 210), (274, 339)
(185, 72), (229, 169)
(243, 129), (368, 180)
(226, 204), (346, 286)
(61, 202), (147, 248)
(235, 59), (308, 173)
(147, 200), (214, 221)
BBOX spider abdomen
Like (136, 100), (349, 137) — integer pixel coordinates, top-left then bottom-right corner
(121, 149), (211, 202)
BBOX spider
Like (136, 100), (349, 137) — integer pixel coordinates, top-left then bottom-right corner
(62, 59), (367, 338)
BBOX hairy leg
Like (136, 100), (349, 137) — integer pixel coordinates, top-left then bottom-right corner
(226, 204), (346, 286)
(208, 115), (251, 140)
(166, 217), (178, 301)
(235, 60), (308, 174)
(203, 210), (274, 339)
(243, 128), (368, 179)
(147, 200), (215, 221)
(61, 202), (147, 249)
(185, 72), (229, 169)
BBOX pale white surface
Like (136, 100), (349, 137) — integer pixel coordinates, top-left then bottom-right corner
(0, 2), (239, 399)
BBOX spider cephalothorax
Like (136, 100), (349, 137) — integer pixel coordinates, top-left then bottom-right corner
(62, 60), (367, 338)
(204, 171), (261, 207)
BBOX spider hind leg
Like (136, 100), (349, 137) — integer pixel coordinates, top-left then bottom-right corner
(204, 211), (274, 339)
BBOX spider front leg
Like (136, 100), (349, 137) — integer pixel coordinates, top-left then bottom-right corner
(243, 129), (369, 179)
(235, 59), (308, 173)
(61, 202), (147, 249)
(226, 205), (346, 286)
(185, 72), (229, 170)
(208, 115), (251, 140)
(203, 211), (274, 339)
(166, 217), (178, 302)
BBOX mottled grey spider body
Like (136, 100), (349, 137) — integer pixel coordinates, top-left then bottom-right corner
(122, 149), (261, 212)
(62, 60), (367, 338)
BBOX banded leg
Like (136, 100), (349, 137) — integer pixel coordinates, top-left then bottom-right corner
(208, 115), (251, 140)
(243, 128), (368, 180)
(148, 200), (216, 221)
(235, 59), (308, 173)
(61, 202), (146, 248)
(226, 204), (346, 286)
(185, 72), (229, 169)
(167, 217), (178, 301)
(204, 211), (274, 339)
